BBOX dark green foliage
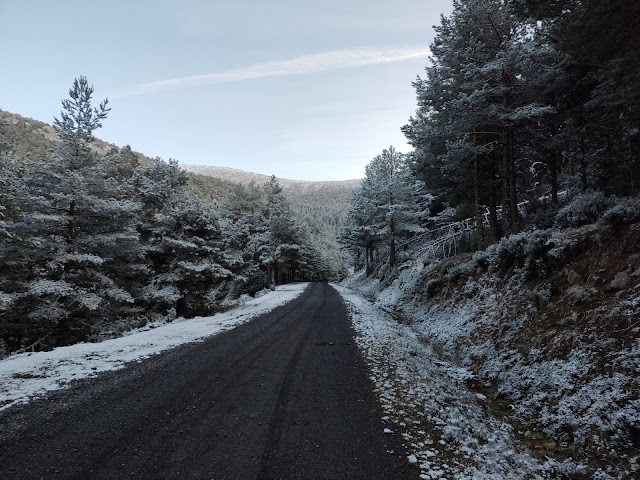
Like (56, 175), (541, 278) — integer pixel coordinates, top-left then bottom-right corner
(0, 78), (331, 354)
(520, 0), (640, 196)
(396, 0), (639, 254)
(344, 0), (640, 279)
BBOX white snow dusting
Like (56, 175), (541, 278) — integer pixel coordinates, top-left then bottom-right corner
(333, 283), (550, 479)
(0, 283), (308, 412)
(336, 245), (640, 479)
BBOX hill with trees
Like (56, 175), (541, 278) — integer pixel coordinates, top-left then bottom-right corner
(0, 78), (350, 355)
(0, 108), (358, 288)
(181, 164), (359, 278)
(338, 1), (639, 477)
(0, 108), (240, 206)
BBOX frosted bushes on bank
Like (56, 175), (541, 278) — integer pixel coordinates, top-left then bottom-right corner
(617, 339), (640, 373)
(472, 229), (552, 279)
(600, 196), (640, 227)
(424, 287), (639, 452)
(335, 285), (546, 479)
(542, 374), (639, 448)
(554, 191), (610, 228)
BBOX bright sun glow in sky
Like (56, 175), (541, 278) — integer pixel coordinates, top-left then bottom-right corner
(0, 0), (452, 181)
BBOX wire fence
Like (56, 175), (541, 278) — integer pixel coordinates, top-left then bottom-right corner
(394, 191), (568, 262)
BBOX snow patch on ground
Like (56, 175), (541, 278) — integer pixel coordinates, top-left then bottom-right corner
(0, 283), (308, 412)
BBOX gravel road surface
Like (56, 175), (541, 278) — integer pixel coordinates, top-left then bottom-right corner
(0, 282), (417, 479)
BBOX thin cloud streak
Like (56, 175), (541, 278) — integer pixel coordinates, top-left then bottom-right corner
(113, 46), (430, 97)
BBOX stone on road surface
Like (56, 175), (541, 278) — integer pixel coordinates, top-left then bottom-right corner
(0, 283), (417, 479)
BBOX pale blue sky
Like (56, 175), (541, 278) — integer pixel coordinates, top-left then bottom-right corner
(0, 0), (452, 181)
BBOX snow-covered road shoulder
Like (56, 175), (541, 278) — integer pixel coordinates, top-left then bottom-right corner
(0, 283), (309, 412)
(333, 284), (555, 480)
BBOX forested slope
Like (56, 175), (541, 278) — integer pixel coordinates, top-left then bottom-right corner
(0, 109), (240, 206)
(341, 0), (639, 273)
(0, 108), (356, 282)
(0, 80), (347, 356)
(337, 1), (640, 478)
(180, 164), (359, 240)
(181, 164), (359, 277)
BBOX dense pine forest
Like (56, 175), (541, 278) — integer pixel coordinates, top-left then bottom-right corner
(0, 79), (345, 354)
(336, 1), (640, 476)
(1, 0), (639, 363)
(179, 164), (359, 279)
(1, 1), (640, 476)
(341, 0), (639, 273)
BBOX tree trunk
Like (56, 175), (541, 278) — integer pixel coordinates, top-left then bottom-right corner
(473, 127), (484, 247)
(176, 296), (186, 317)
(66, 199), (76, 243)
(364, 246), (368, 274)
(369, 246), (374, 272)
(501, 130), (512, 236)
(580, 132), (588, 192)
(389, 191), (396, 269)
(501, 68), (519, 235)
(508, 126), (519, 232)
(389, 217), (396, 268)
(550, 150), (559, 208)
(489, 158), (499, 240)
(266, 264), (275, 290)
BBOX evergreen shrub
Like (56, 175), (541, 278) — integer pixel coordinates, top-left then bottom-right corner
(554, 191), (610, 228)
(599, 196), (640, 228)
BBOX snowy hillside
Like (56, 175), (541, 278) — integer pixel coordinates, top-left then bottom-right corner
(340, 216), (640, 479)
(180, 164), (361, 192)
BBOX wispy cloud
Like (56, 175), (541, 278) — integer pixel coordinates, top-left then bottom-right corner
(113, 45), (429, 97)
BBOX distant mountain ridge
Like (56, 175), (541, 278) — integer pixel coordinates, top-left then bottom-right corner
(0, 109), (361, 187)
(180, 164), (361, 192)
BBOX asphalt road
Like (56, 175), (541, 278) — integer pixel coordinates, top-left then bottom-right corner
(0, 283), (418, 479)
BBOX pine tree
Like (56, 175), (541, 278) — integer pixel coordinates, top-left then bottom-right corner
(261, 176), (304, 285)
(219, 181), (269, 295)
(1, 77), (141, 349)
(0, 128), (26, 236)
(342, 147), (422, 272)
(132, 158), (232, 317)
(405, 0), (558, 240)
(520, 0), (640, 195)
(53, 76), (110, 169)
(341, 189), (378, 275)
